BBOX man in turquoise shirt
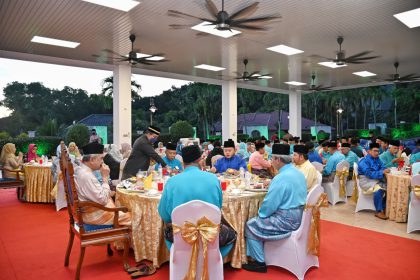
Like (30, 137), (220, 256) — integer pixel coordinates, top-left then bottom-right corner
(320, 141), (331, 164)
(340, 143), (359, 171)
(322, 141), (345, 182)
(155, 142), (183, 172)
(243, 144), (307, 273)
(379, 139), (401, 168)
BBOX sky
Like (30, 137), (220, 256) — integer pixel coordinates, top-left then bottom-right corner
(0, 58), (191, 118)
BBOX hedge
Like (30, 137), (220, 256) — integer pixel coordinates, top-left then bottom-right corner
(0, 136), (61, 157)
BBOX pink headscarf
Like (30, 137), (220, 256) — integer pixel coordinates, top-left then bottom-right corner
(27, 144), (38, 162)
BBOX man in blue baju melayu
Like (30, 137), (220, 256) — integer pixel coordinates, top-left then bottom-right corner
(211, 139), (247, 174)
(154, 142), (183, 172)
(306, 141), (323, 164)
(358, 142), (390, 220)
(158, 145), (233, 256)
(322, 141), (345, 183)
(379, 139), (401, 168)
(243, 144), (307, 273)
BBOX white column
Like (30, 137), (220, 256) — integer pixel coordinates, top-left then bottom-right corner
(113, 64), (132, 147)
(289, 91), (302, 137)
(221, 42), (238, 142)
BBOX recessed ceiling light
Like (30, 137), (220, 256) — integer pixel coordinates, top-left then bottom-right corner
(251, 74), (272, 79)
(318, 61), (347, 68)
(394, 8), (420, 28)
(285, 81), (306, 86)
(191, 22), (241, 38)
(82, 0), (140, 12)
(31, 36), (80, 48)
(353, 71), (377, 77)
(136, 53), (165, 61)
(266, 44), (304, 56)
(194, 64), (225, 71)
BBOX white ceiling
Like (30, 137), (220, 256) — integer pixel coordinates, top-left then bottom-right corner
(1, 0), (419, 92)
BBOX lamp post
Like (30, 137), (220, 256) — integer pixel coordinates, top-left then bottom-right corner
(336, 106), (344, 138)
(149, 97), (157, 125)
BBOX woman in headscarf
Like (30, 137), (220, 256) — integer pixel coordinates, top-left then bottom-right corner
(120, 142), (132, 159)
(27, 143), (40, 162)
(68, 142), (81, 159)
(0, 143), (24, 179)
(103, 144), (122, 180)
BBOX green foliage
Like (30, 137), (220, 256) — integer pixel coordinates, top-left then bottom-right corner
(237, 134), (249, 142)
(301, 132), (312, 142)
(17, 132), (29, 138)
(37, 119), (58, 136)
(0, 131), (11, 139)
(0, 136), (61, 156)
(157, 133), (172, 145)
(66, 124), (89, 148)
(391, 124), (420, 140)
(170, 121), (194, 141)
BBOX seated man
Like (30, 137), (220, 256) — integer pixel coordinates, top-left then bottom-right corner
(341, 143), (359, 171)
(377, 137), (389, 155)
(350, 138), (364, 158)
(379, 139), (401, 168)
(409, 139), (420, 165)
(319, 141), (331, 164)
(305, 141), (323, 164)
(155, 142), (183, 172)
(322, 141), (345, 183)
(243, 144), (307, 273)
(249, 142), (272, 178)
(211, 139), (247, 173)
(293, 145), (318, 192)
(74, 142), (131, 226)
(205, 141), (224, 167)
(358, 142), (390, 219)
(158, 145), (234, 256)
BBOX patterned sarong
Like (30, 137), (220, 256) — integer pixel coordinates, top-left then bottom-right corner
(81, 198), (131, 226)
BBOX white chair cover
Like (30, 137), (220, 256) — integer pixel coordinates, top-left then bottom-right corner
(264, 185), (323, 280)
(407, 174), (420, 233)
(170, 200), (223, 280)
(323, 161), (349, 205)
(354, 162), (376, 213)
(311, 162), (324, 173)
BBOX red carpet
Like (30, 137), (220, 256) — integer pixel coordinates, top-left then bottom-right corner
(1, 188), (419, 280)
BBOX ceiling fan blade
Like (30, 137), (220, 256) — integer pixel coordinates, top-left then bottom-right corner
(92, 54), (119, 60)
(232, 15), (281, 25)
(229, 2), (259, 20)
(249, 71), (261, 76)
(135, 59), (155, 65)
(205, 0), (219, 18)
(169, 24), (195, 29)
(103, 49), (124, 57)
(345, 60), (366, 64)
(231, 24), (268, 31)
(348, 55), (380, 61)
(345, 51), (372, 60)
(196, 32), (211, 36)
(167, 10), (210, 21)
(399, 74), (419, 80)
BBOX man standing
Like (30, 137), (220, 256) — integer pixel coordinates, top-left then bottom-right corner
(379, 139), (401, 168)
(243, 144), (307, 273)
(154, 142), (183, 172)
(322, 141), (345, 182)
(341, 143), (359, 171)
(74, 142), (131, 225)
(122, 126), (166, 179)
(306, 141), (323, 164)
(358, 142), (390, 219)
(293, 145), (318, 192)
(211, 139), (247, 173)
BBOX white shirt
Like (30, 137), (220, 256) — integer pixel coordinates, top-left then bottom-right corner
(74, 163), (111, 205)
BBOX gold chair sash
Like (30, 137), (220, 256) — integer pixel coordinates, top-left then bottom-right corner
(172, 216), (220, 280)
(336, 169), (349, 197)
(351, 173), (359, 203)
(50, 172), (63, 199)
(413, 185), (420, 199)
(305, 193), (329, 256)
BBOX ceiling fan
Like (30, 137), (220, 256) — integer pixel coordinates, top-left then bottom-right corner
(93, 34), (167, 66)
(168, 0), (280, 33)
(314, 36), (380, 65)
(230, 59), (271, 81)
(385, 62), (420, 83)
(303, 74), (333, 91)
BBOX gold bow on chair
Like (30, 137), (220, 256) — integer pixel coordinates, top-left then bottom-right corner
(172, 216), (220, 280)
(336, 168), (349, 197)
(305, 193), (329, 256)
(413, 185), (420, 199)
(351, 172), (359, 203)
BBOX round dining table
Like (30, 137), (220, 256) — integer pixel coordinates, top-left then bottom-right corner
(385, 172), (412, 222)
(23, 163), (54, 203)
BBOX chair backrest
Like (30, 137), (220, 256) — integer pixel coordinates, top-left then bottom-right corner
(311, 162), (324, 173)
(211, 155), (223, 167)
(412, 174), (420, 186)
(296, 185), (323, 240)
(353, 162), (359, 176)
(59, 143), (83, 231)
(412, 162), (420, 176)
(336, 160), (349, 172)
(317, 171), (322, 186)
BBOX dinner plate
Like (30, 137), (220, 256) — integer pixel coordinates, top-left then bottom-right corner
(245, 188), (268, 192)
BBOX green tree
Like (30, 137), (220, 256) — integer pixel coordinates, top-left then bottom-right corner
(66, 124), (89, 147)
(170, 121), (194, 141)
(0, 131), (11, 139)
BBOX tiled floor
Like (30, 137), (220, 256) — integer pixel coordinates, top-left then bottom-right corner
(321, 199), (420, 241)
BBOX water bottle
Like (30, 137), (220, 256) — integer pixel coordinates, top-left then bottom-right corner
(158, 165), (163, 179)
(239, 167), (245, 179)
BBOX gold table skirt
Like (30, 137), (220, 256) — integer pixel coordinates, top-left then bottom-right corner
(386, 173), (411, 222)
(24, 165), (54, 203)
(115, 189), (266, 268)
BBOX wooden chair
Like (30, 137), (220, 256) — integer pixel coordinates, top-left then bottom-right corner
(59, 145), (131, 280)
(0, 167), (25, 201)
